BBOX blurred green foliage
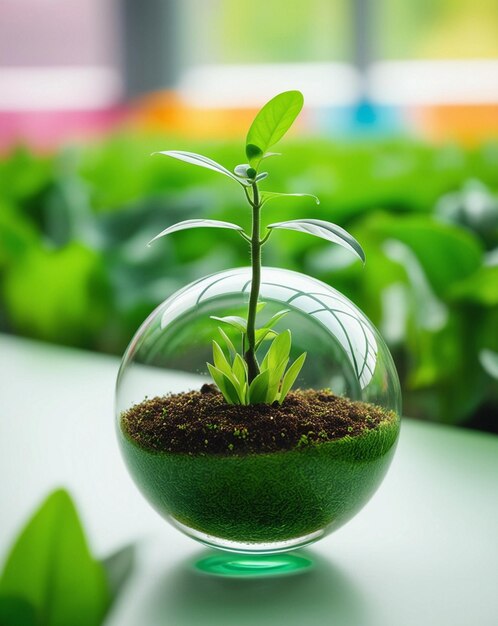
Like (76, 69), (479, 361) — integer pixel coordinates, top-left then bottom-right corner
(0, 136), (497, 427)
(0, 489), (134, 626)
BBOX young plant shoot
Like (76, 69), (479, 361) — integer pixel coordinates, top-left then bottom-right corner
(150, 91), (365, 405)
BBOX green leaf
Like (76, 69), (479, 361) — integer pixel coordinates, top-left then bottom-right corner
(0, 595), (37, 626)
(266, 358), (290, 403)
(260, 309), (290, 331)
(211, 315), (247, 334)
(279, 352), (307, 403)
(154, 150), (249, 185)
(207, 364), (240, 404)
(255, 327), (277, 350)
(232, 355), (248, 403)
(218, 327), (236, 356)
(261, 152), (281, 160)
(360, 213), (482, 295)
(267, 219), (365, 264)
(148, 219), (244, 246)
(450, 265), (498, 306)
(261, 191), (320, 207)
(0, 489), (109, 626)
(256, 302), (267, 313)
(246, 91), (304, 168)
(3, 243), (108, 347)
(262, 330), (292, 372)
(212, 341), (234, 379)
(232, 353), (248, 385)
(248, 369), (270, 404)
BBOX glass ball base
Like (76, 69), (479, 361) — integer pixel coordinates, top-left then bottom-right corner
(116, 267), (401, 553)
(172, 519), (326, 555)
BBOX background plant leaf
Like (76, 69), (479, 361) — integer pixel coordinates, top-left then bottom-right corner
(0, 489), (109, 626)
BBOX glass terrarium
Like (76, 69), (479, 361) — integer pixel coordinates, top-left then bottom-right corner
(116, 267), (401, 553)
(115, 90), (401, 555)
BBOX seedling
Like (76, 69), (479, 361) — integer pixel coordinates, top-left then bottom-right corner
(150, 91), (365, 405)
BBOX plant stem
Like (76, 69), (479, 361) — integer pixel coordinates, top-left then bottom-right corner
(245, 181), (262, 382)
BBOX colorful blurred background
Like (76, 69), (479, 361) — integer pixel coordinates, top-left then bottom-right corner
(1, 0), (497, 430)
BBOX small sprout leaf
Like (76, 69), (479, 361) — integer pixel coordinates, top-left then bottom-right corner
(234, 164), (257, 179)
(234, 163), (251, 176)
(255, 172), (268, 182)
(255, 328), (277, 350)
(218, 327), (236, 356)
(262, 329), (292, 372)
(267, 219), (365, 263)
(148, 219), (244, 246)
(211, 315), (247, 333)
(266, 358), (289, 403)
(279, 352), (307, 403)
(246, 144), (263, 162)
(248, 369), (270, 404)
(261, 309), (290, 331)
(232, 354), (248, 389)
(207, 364), (240, 404)
(154, 150), (249, 185)
(212, 341), (234, 379)
(246, 91), (304, 168)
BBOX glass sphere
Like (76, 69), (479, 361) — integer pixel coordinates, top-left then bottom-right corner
(116, 267), (401, 553)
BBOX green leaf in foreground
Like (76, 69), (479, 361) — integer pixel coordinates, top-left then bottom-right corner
(246, 90), (304, 168)
(267, 219), (366, 263)
(0, 490), (109, 626)
(0, 595), (37, 626)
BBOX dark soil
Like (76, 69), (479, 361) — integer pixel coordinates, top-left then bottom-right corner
(120, 385), (395, 455)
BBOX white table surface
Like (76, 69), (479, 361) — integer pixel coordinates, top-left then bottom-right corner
(1, 333), (497, 626)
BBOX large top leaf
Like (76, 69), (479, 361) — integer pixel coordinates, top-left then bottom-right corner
(0, 490), (109, 626)
(148, 219), (244, 246)
(267, 219), (366, 263)
(153, 151), (248, 185)
(246, 91), (304, 168)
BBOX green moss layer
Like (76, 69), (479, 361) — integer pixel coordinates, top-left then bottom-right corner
(118, 412), (400, 544)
